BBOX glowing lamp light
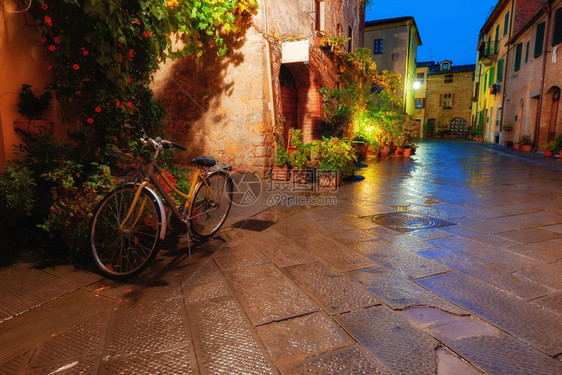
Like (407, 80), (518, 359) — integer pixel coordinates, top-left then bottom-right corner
(413, 81), (421, 90)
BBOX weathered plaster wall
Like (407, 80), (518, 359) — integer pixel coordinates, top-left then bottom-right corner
(426, 71), (475, 129)
(0, 1), (67, 169)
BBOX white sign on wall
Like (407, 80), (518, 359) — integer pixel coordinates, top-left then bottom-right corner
(281, 39), (309, 64)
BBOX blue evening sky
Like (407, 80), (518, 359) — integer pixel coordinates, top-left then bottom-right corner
(365, 0), (499, 66)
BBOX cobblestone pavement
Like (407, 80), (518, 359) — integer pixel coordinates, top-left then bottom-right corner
(1, 139), (562, 374)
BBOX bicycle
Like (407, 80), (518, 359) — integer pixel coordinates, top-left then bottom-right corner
(89, 124), (234, 279)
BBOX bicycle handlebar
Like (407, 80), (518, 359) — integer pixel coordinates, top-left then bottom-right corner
(126, 123), (186, 152)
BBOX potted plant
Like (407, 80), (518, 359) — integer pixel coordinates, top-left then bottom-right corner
(317, 137), (357, 188)
(272, 146), (291, 181)
(289, 144), (312, 184)
(14, 84), (53, 135)
(352, 135), (369, 161)
(288, 128), (303, 155)
(542, 142), (555, 157)
(502, 123), (513, 133)
(554, 134), (562, 159)
(518, 135), (532, 152)
(403, 143), (415, 157)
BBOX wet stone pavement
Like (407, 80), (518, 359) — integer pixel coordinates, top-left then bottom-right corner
(1, 139), (562, 374)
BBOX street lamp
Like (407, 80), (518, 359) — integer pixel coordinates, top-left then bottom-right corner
(413, 81), (421, 90)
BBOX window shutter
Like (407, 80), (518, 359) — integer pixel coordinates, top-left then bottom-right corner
(423, 98), (426, 108)
(439, 95), (443, 107)
(489, 67), (495, 87)
(534, 22), (545, 57)
(514, 43), (522, 71)
(497, 59), (504, 82)
(504, 12), (509, 36)
(494, 25), (500, 54)
(553, 8), (562, 46)
(525, 41), (530, 63)
(452, 94), (455, 106)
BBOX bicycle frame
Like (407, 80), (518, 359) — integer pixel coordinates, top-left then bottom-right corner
(118, 149), (221, 240)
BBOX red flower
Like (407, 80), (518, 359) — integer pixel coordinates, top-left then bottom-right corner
(49, 45), (56, 51)
(127, 102), (133, 108)
(112, 137), (118, 142)
(54, 37), (60, 44)
(135, 19), (141, 25)
(143, 31), (151, 37)
(73, 64), (80, 70)
(76, 91), (81, 96)
(95, 107), (101, 112)
(44, 16), (52, 26)
(128, 50), (134, 59)
(119, 54), (123, 59)
(127, 77), (131, 84)
(40, 37), (46, 43)
(41, 4), (48, 10)
(339, 150), (344, 154)
(115, 99), (120, 106)
(48, 66), (53, 70)
(87, 118), (94, 124)
(83, 50), (89, 56)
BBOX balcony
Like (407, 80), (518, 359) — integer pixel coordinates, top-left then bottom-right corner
(478, 41), (499, 66)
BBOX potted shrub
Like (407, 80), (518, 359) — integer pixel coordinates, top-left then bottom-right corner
(554, 133), (562, 159)
(288, 128), (303, 154)
(403, 143), (415, 157)
(502, 123), (513, 133)
(289, 144), (312, 184)
(542, 142), (555, 157)
(272, 146), (291, 181)
(317, 137), (357, 188)
(518, 135), (532, 152)
(14, 84), (53, 135)
(352, 135), (369, 161)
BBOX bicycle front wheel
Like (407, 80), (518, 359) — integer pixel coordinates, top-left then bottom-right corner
(189, 170), (233, 238)
(90, 184), (162, 279)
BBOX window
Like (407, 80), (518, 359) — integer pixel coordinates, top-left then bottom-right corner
(487, 36), (492, 55)
(534, 22), (545, 58)
(443, 94), (453, 108)
(373, 39), (383, 54)
(514, 42), (523, 71)
(315, 1), (324, 31)
(415, 98), (425, 109)
(489, 67), (495, 87)
(553, 8), (562, 46)
(417, 72), (424, 84)
(497, 59), (504, 82)
(444, 74), (453, 83)
(494, 25), (500, 54)
(504, 11), (510, 36)
(442, 62), (449, 70)
(348, 26), (352, 52)
(484, 72), (488, 89)
(525, 41), (530, 63)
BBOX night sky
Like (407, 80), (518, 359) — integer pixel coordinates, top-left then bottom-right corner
(365, 0), (499, 66)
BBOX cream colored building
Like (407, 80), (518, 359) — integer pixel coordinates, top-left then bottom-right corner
(364, 16), (422, 116)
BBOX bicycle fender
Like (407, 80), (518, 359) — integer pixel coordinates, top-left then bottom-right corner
(143, 185), (167, 240)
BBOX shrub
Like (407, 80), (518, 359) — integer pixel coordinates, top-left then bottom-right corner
(519, 135), (532, 146)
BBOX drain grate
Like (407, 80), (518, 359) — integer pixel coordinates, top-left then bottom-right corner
(230, 219), (276, 232)
(364, 211), (456, 233)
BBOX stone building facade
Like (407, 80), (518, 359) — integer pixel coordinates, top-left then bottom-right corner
(153, 0), (366, 175)
(415, 61), (475, 136)
(502, 0), (562, 148)
(363, 17), (422, 117)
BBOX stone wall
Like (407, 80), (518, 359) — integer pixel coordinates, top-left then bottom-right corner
(425, 71), (475, 129)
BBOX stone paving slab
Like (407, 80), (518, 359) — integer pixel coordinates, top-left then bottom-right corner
(429, 236), (544, 272)
(417, 271), (562, 356)
(346, 267), (466, 314)
(503, 238), (562, 263)
(514, 261), (562, 290)
(427, 317), (562, 375)
(186, 296), (277, 375)
(100, 347), (196, 375)
(407, 227), (455, 241)
(349, 240), (450, 280)
(336, 306), (439, 375)
(530, 293), (562, 315)
(486, 212), (562, 232)
(495, 227), (562, 244)
(256, 312), (354, 367)
(0, 290), (117, 365)
(0, 264), (79, 322)
(213, 244), (271, 271)
(223, 263), (318, 326)
(294, 234), (375, 273)
(282, 262), (380, 315)
(440, 224), (518, 247)
(363, 227), (436, 252)
(278, 346), (390, 375)
(417, 247), (552, 300)
(247, 229), (316, 268)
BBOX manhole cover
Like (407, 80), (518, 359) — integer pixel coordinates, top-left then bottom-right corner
(230, 219), (275, 232)
(364, 211), (456, 233)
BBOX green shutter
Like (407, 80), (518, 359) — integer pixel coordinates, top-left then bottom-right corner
(489, 67), (495, 87)
(497, 59), (504, 82)
(525, 41), (530, 63)
(494, 25), (500, 54)
(484, 73), (488, 89)
(504, 12), (509, 36)
(514, 43), (522, 71)
(534, 22), (545, 57)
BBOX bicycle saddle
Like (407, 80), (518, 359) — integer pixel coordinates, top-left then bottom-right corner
(192, 157), (216, 167)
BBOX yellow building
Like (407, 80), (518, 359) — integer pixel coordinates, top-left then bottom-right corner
(364, 16), (422, 117)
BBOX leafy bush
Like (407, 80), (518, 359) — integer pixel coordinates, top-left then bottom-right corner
(289, 144), (311, 169)
(319, 137), (356, 175)
(519, 135), (532, 146)
(0, 166), (37, 227)
(554, 133), (562, 152)
(274, 147), (290, 167)
(17, 84), (52, 120)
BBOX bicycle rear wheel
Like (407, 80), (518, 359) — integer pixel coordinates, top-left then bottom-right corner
(189, 170), (233, 238)
(90, 184), (162, 279)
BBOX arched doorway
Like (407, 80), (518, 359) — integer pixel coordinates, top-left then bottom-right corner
(547, 87), (560, 142)
(279, 65), (298, 143)
(450, 117), (467, 136)
(427, 118), (436, 137)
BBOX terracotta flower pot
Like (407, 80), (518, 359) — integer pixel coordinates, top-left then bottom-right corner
(290, 169), (313, 184)
(403, 148), (412, 157)
(380, 145), (391, 158)
(271, 166), (290, 181)
(520, 145), (532, 152)
(544, 151), (553, 157)
(514, 143), (520, 151)
(317, 171), (341, 189)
